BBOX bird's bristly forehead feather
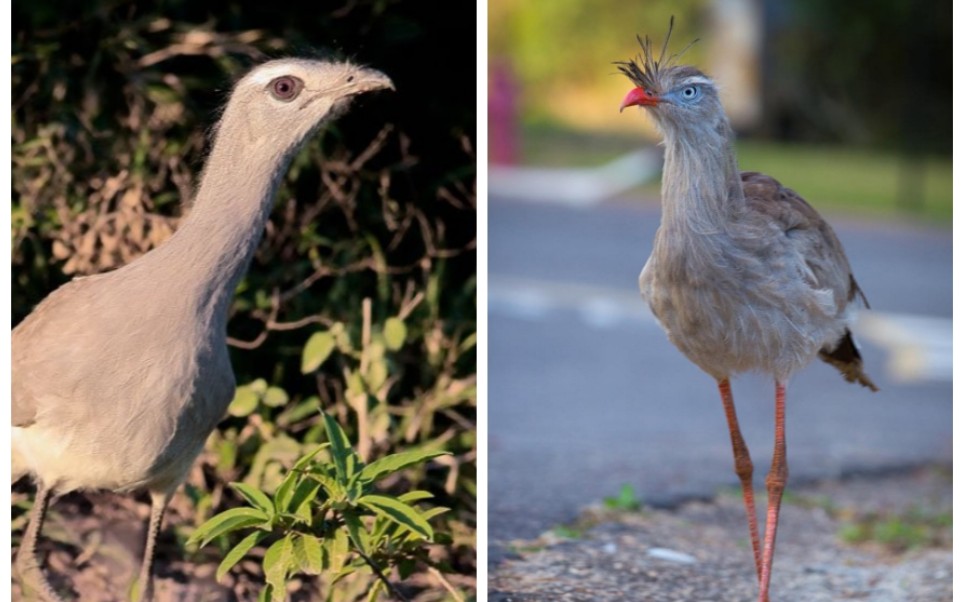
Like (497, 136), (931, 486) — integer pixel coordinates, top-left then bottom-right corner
(243, 58), (348, 86)
(615, 16), (703, 93)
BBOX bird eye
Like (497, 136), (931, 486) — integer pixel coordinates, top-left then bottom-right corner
(347, 75), (355, 83)
(681, 86), (698, 99)
(269, 76), (303, 101)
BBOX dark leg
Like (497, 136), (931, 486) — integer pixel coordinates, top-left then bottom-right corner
(758, 381), (789, 602)
(717, 378), (763, 582)
(135, 491), (170, 602)
(15, 481), (66, 602)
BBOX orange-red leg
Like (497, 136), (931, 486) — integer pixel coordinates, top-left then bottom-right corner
(717, 378), (763, 581)
(758, 380), (789, 602)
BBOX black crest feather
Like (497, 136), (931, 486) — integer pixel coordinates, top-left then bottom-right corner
(614, 16), (699, 92)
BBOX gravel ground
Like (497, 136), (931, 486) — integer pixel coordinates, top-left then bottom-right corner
(490, 465), (951, 602)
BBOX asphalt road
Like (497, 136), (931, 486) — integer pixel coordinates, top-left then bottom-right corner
(487, 194), (952, 545)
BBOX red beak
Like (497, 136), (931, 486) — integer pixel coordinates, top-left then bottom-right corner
(620, 87), (661, 112)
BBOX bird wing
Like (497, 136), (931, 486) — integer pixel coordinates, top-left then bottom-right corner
(12, 275), (113, 427)
(740, 171), (877, 390)
(740, 171), (866, 310)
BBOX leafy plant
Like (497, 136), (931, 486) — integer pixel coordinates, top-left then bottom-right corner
(603, 484), (643, 512)
(190, 413), (449, 602)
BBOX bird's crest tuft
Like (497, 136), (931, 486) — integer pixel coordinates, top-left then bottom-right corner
(614, 16), (699, 92)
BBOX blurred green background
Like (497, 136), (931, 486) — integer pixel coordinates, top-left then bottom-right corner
(489, 0), (951, 222)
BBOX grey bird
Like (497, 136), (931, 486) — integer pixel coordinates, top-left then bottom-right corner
(616, 19), (876, 602)
(13, 57), (393, 602)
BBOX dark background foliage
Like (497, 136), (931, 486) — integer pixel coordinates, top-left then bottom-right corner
(12, 0), (476, 599)
(760, 0), (951, 154)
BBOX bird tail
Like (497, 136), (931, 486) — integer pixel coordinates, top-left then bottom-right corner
(819, 329), (879, 391)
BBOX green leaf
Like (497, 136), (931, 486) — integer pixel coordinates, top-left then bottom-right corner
(217, 530), (267, 581)
(308, 470), (344, 499)
(343, 511), (370, 555)
(188, 507), (269, 548)
(273, 469), (299, 516)
(458, 331), (477, 354)
(603, 483), (642, 511)
(323, 413), (358, 483)
(359, 449), (449, 484)
(383, 317), (407, 350)
(331, 322), (353, 353)
(397, 557), (417, 580)
(366, 579), (386, 602)
(346, 371), (365, 396)
(398, 490), (434, 503)
(258, 585), (272, 602)
(227, 387), (260, 417)
(263, 536), (296, 602)
(365, 360), (388, 391)
(287, 480), (322, 522)
(358, 494), (434, 540)
(327, 527), (349, 573)
(291, 443), (328, 472)
(279, 397), (322, 426)
(231, 483), (275, 517)
(301, 331), (336, 373)
(243, 434), (302, 492)
(216, 438), (238, 472)
(263, 386), (289, 407)
(420, 506), (450, 521)
(294, 533), (324, 575)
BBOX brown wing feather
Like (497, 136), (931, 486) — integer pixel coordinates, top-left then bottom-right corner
(740, 172), (877, 390)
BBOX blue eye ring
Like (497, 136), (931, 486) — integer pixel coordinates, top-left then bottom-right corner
(680, 86), (698, 100)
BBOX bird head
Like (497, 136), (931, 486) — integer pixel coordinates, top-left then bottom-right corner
(219, 58), (394, 157)
(615, 18), (724, 135)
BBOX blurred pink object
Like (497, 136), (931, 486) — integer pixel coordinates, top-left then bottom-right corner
(489, 59), (519, 165)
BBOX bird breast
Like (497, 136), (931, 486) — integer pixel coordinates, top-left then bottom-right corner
(12, 273), (236, 494)
(639, 224), (849, 381)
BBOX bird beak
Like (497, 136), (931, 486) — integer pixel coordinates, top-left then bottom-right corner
(353, 68), (395, 94)
(620, 87), (661, 112)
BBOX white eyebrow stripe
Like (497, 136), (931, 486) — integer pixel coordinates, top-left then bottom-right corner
(246, 64), (300, 86)
(680, 75), (714, 87)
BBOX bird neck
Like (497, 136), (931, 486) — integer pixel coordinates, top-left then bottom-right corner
(148, 122), (292, 329)
(658, 118), (744, 235)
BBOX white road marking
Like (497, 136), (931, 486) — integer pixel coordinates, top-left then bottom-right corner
(489, 148), (662, 206)
(489, 275), (952, 384)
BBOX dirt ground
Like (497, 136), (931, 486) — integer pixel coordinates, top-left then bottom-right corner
(11, 488), (473, 601)
(490, 465), (951, 602)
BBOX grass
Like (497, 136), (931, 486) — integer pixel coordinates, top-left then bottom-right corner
(603, 483), (643, 512)
(768, 481), (951, 553)
(838, 508), (952, 552)
(736, 141), (952, 223)
(516, 122), (952, 224)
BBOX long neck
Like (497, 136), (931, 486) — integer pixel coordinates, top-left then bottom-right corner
(142, 118), (291, 330)
(659, 115), (744, 235)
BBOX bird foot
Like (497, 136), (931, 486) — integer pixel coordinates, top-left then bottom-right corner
(15, 554), (68, 602)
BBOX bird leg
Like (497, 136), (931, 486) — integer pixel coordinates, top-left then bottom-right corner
(717, 378), (763, 581)
(134, 491), (171, 602)
(758, 381), (789, 602)
(15, 481), (66, 602)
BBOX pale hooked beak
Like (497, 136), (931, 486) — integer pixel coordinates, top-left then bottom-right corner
(619, 87), (661, 112)
(352, 68), (395, 93)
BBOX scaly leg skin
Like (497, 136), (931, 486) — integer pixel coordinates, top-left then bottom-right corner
(758, 381), (789, 602)
(717, 378), (763, 582)
(133, 491), (171, 602)
(15, 481), (67, 602)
